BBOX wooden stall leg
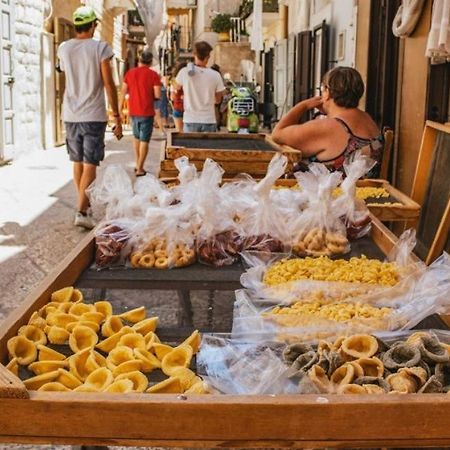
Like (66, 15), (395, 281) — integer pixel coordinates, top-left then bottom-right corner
(177, 290), (194, 328)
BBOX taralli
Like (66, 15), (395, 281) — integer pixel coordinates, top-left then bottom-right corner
(155, 257), (169, 269)
(130, 238), (196, 269)
(138, 253), (155, 269)
(293, 228), (349, 256)
(130, 252), (143, 268)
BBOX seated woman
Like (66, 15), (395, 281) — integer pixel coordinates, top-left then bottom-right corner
(272, 66), (383, 176)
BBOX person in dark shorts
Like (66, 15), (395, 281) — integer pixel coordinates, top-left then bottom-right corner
(57, 6), (122, 229)
(120, 50), (161, 176)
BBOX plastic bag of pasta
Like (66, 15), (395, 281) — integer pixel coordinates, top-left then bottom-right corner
(95, 218), (134, 268)
(197, 333), (297, 395)
(334, 154), (376, 240)
(195, 159), (244, 266)
(291, 164), (349, 256)
(240, 229), (425, 296)
(233, 252), (450, 339)
(127, 203), (198, 269)
(237, 154), (292, 253)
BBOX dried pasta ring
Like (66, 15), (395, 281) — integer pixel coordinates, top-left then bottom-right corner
(154, 249), (167, 258)
(130, 252), (143, 268)
(155, 257), (169, 269)
(139, 253), (155, 269)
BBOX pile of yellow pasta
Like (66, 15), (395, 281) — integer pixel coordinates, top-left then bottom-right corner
(6, 286), (208, 394)
(333, 186), (390, 200)
(267, 299), (392, 323)
(273, 184), (390, 201)
(263, 255), (399, 287)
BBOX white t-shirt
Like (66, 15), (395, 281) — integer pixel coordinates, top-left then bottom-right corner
(176, 66), (225, 124)
(57, 38), (114, 123)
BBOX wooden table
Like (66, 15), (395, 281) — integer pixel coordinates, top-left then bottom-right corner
(2, 217), (450, 448)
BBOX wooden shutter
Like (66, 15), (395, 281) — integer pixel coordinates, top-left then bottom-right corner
(294, 30), (312, 118)
(286, 33), (296, 110)
(274, 39), (288, 119)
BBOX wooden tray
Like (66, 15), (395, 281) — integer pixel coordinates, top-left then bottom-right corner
(160, 132), (301, 178)
(274, 178), (420, 222)
(2, 217), (450, 448)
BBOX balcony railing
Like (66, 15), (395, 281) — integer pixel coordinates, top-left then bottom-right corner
(230, 17), (248, 43)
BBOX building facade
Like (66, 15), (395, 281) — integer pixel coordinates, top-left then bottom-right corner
(0, 0), (130, 161)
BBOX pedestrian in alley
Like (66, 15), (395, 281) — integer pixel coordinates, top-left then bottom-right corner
(175, 41), (226, 132)
(120, 50), (162, 176)
(57, 6), (122, 230)
(169, 61), (187, 132)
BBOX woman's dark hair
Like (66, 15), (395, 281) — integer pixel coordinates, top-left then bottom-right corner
(75, 21), (96, 34)
(322, 66), (364, 108)
(172, 61), (187, 78)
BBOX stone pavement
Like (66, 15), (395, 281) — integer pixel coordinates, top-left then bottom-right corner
(0, 131), (235, 450)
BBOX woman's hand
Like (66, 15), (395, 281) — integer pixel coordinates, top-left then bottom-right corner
(302, 96), (324, 111)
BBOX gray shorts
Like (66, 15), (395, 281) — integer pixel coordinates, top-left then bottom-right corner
(65, 122), (107, 166)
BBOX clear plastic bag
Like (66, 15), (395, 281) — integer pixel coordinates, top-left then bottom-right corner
(127, 203), (198, 269)
(233, 251), (450, 340)
(240, 227), (424, 296)
(197, 329), (450, 395)
(291, 164), (349, 256)
(195, 159), (244, 266)
(87, 165), (134, 220)
(197, 333), (298, 395)
(94, 219), (134, 268)
(238, 154), (292, 253)
(334, 154), (376, 240)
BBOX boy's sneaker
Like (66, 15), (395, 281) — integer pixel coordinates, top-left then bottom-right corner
(74, 210), (95, 230)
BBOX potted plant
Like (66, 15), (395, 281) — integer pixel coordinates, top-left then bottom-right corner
(211, 13), (232, 42)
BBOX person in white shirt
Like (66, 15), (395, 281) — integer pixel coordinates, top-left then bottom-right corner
(175, 41), (225, 132)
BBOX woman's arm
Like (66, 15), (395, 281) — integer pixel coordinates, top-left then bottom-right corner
(271, 97), (329, 157)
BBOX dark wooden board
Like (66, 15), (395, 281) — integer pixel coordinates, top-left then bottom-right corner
(171, 136), (276, 151)
(77, 235), (386, 291)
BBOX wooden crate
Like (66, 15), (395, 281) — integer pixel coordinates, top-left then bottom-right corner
(160, 132), (301, 178)
(274, 178), (420, 222)
(1, 218), (450, 448)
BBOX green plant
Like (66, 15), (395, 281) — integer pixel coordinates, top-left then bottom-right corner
(239, 0), (279, 19)
(240, 29), (249, 36)
(211, 13), (232, 33)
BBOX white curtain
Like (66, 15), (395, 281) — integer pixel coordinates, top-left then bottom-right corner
(135, 0), (165, 48)
(425, 0), (450, 64)
(250, 0), (263, 52)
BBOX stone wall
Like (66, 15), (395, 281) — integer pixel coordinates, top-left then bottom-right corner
(212, 42), (255, 81)
(11, 0), (45, 160)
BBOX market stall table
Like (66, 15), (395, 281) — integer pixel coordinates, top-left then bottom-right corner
(1, 216), (450, 448)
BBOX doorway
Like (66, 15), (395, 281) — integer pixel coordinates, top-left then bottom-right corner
(0, 0), (15, 159)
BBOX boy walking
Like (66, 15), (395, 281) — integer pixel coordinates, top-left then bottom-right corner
(120, 51), (161, 176)
(175, 41), (225, 132)
(57, 6), (122, 229)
